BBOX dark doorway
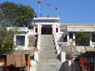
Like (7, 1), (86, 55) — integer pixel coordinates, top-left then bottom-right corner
(42, 25), (52, 34)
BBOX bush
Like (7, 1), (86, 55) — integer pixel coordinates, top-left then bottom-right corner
(75, 32), (91, 46)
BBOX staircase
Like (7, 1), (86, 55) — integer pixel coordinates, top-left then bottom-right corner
(37, 35), (64, 71)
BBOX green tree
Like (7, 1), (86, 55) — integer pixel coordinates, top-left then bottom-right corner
(16, 5), (35, 27)
(0, 2), (18, 26)
(0, 22), (16, 54)
(75, 32), (91, 46)
(0, 2), (35, 27)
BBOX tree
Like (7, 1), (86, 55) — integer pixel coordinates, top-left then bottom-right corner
(16, 5), (35, 27)
(0, 2), (35, 27)
(0, 2), (18, 26)
(0, 22), (16, 54)
(0, 11), (5, 21)
(75, 32), (91, 46)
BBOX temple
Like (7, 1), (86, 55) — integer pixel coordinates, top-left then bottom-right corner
(6, 17), (95, 71)
(33, 17), (60, 35)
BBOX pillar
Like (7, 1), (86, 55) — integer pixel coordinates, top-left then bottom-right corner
(38, 24), (39, 34)
(61, 52), (66, 63)
(33, 26), (35, 35)
(67, 33), (70, 45)
(68, 60), (72, 67)
(90, 33), (93, 47)
(73, 33), (75, 46)
(34, 52), (39, 62)
(14, 35), (16, 43)
(25, 34), (29, 47)
(39, 24), (42, 34)
(52, 24), (56, 34)
(90, 39), (93, 46)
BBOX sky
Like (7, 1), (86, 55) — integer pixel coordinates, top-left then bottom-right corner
(0, 0), (95, 23)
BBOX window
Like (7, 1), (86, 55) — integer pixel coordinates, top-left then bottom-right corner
(35, 27), (38, 33)
(56, 28), (58, 32)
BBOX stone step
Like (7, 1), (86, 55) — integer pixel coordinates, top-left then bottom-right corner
(40, 47), (55, 49)
(37, 35), (63, 71)
(40, 35), (52, 38)
(40, 44), (55, 46)
(40, 42), (54, 44)
(40, 38), (53, 40)
(40, 37), (53, 39)
(38, 59), (61, 64)
(37, 62), (63, 71)
(39, 50), (56, 53)
(39, 53), (57, 56)
(40, 41), (54, 43)
(39, 55), (58, 59)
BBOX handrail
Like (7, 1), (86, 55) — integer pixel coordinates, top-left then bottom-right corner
(34, 35), (41, 62)
(53, 35), (61, 54)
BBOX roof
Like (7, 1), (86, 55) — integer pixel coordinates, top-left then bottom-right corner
(61, 23), (95, 26)
(33, 17), (60, 21)
(60, 23), (95, 31)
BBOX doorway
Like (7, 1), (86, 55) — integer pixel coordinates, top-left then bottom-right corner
(41, 25), (52, 34)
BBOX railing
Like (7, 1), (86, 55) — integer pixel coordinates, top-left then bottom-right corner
(92, 42), (95, 46)
(37, 35), (41, 50)
(7, 27), (29, 32)
(53, 35), (61, 54)
(34, 35), (40, 62)
(54, 34), (66, 63)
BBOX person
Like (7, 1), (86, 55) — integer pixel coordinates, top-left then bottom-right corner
(69, 38), (73, 45)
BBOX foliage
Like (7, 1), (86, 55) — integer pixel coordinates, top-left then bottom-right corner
(0, 23), (16, 54)
(0, 2), (35, 27)
(75, 32), (91, 46)
(16, 5), (35, 26)
(0, 11), (5, 23)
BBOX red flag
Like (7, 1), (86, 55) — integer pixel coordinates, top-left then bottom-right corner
(45, 3), (50, 6)
(55, 7), (58, 10)
(60, 14), (62, 16)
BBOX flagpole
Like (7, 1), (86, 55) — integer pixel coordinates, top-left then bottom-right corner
(39, 4), (40, 17)
(38, 0), (41, 17)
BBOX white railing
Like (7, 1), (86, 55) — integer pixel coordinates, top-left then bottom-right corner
(67, 26), (95, 32)
(34, 35), (40, 62)
(37, 35), (41, 50)
(53, 35), (61, 54)
(92, 42), (95, 46)
(7, 27), (29, 32)
(54, 35), (66, 63)
(54, 32), (64, 42)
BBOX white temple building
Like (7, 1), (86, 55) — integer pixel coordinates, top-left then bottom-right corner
(6, 17), (95, 49)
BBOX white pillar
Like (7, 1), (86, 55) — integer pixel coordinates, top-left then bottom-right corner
(61, 52), (66, 63)
(67, 33), (69, 45)
(25, 34), (28, 47)
(90, 33), (93, 47)
(38, 24), (39, 34)
(34, 52), (39, 62)
(73, 33), (75, 46)
(57, 49), (60, 54)
(33, 26), (35, 35)
(68, 60), (72, 67)
(90, 39), (93, 46)
(14, 35), (16, 43)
